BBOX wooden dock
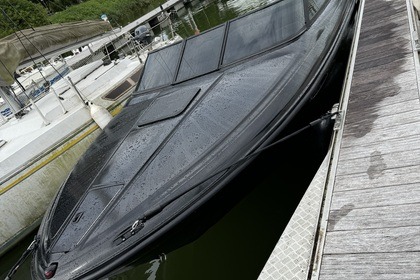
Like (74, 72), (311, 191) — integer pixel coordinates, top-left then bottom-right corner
(312, 0), (420, 278)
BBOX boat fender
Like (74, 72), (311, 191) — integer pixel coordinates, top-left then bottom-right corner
(88, 102), (113, 129)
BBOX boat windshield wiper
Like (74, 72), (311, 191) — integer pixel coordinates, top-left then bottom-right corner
(113, 111), (337, 245)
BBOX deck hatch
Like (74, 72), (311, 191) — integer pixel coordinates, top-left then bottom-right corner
(137, 87), (200, 127)
(51, 184), (123, 253)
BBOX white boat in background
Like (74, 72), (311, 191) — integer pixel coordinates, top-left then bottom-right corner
(12, 58), (70, 98)
(11, 58), (70, 103)
(0, 20), (181, 256)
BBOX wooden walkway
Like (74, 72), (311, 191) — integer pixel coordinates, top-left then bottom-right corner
(314, 0), (420, 278)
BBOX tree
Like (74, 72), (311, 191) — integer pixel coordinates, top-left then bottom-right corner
(0, 0), (50, 38)
(49, 0), (156, 26)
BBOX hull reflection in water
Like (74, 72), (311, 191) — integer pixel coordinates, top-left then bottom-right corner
(31, 0), (358, 279)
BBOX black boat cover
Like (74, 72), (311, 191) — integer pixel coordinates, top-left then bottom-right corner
(32, 0), (357, 279)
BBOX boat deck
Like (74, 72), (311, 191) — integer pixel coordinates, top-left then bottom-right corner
(259, 0), (420, 278)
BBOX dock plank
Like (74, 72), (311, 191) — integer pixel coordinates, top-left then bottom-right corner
(320, 252), (420, 280)
(341, 120), (420, 146)
(327, 203), (420, 232)
(324, 225), (420, 254)
(330, 183), (420, 210)
(335, 147), (420, 176)
(349, 70), (418, 96)
(345, 98), (420, 123)
(352, 56), (413, 80)
(357, 34), (412, 55)
(339, 132), (420, 160)
(334, 165), (420, 192)
(344, 108), (420, 134)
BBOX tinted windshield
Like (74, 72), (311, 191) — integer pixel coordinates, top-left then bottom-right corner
(176, 25), (225, 82)
(138, 42), (183, 90)
(223, 0), (305, 65)
(138, 0), (306, 91)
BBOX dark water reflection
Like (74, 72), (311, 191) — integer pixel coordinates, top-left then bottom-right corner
(0, 0), (351, 279)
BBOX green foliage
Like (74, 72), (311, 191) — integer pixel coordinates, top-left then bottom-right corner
(48, 0), (82, 13)
(49, 0), (163, 26)
(0, 0), (165, 39)
(0, 0), (50, 38)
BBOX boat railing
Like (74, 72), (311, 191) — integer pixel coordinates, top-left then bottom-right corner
(2, 11), (180, 125)
(70, 12), (178, 70)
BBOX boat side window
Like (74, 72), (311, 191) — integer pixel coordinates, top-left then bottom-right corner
(138, 42), (183, 91)
(223, 0), (305, 65)
(176, 25), (225, 82)
(307, 0), (328, 20)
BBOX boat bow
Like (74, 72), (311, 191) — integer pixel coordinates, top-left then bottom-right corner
(31, 0), (358, 278)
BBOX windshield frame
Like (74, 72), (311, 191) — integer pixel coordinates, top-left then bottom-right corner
(135, 0), (331, 93)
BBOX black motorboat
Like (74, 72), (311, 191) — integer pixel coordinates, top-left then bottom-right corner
(31, 0), (357, 279)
